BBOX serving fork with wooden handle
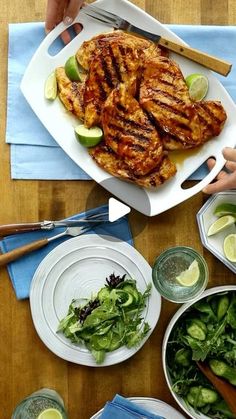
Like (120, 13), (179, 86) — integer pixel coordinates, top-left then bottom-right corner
(197, 361), (236, 416)
(82, 4), (232, 76)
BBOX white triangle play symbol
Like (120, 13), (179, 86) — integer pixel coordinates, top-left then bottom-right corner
(108, 198), (131, 222)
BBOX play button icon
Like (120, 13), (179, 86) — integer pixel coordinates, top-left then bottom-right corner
(108, 197), (131, 222)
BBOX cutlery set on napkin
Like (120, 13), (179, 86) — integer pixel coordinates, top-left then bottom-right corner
(0, 205), (133, 299)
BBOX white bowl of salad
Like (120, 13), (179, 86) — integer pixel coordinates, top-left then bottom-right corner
(162, 285), (236, 419)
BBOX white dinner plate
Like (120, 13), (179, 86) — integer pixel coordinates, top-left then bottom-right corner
(197, 191), (236, 274)
(30, 234), (161, 367)
(90, 397), (187, 418)
(21, 0), (236, 216)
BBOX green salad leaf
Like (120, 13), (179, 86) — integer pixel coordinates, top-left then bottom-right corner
(58, 274), (152, 364)
(167, 291), (236, 419)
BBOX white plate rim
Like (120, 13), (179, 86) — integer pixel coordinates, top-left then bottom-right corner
(29, 234), (161, 367)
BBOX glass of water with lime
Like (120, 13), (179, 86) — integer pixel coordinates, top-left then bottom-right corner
(12, 388), (67, 419)
(152, 246), (208, 303)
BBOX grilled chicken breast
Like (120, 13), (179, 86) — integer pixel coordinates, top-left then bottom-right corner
(102, 84), (164, 176)
(139, 56), (227, 149)
(83, 41), (140, 127)
(55, 67), (85, 120)
(76, 30), (165, 71)
(56, 31), (227, 189)
(81, 31), (168, 127)
(89, 143), (176, 188)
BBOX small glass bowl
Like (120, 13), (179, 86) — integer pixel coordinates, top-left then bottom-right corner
(152, 246), (208, 303)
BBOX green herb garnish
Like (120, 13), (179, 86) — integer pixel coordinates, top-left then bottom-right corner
(58, 274), (151, 364)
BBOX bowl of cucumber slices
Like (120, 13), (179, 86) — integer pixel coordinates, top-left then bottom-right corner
(162, 285), (236, 419)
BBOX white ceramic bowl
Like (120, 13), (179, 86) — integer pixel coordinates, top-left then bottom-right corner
(197, 191), (236, 274)
(162, 285), (236, 419)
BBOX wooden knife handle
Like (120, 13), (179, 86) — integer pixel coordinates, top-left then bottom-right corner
(0, 238), (49, 266)
(159, 37), (232, 76)
(0, 223), (43, 237)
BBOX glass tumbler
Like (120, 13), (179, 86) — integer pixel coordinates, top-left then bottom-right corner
(12, 388), (68, 419)
(152, 246), (208, 303)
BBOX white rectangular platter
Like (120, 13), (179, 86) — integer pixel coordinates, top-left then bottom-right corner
(21, 0), (236, 216)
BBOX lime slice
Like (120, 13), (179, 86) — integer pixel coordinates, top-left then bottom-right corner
(207, 215), (235, 236)
(37, 408), (63, 419)
(176, 260), (200, 287)
(185, 73), (209, 101)
(214, 203), (236, 217)
(65, 56), (83, 82)
(223, 234), (236, 262)
(75, 125), (103, 147)
(44, 72), (57, 101)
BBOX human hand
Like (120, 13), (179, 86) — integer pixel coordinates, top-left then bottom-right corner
(203, 147), (236, 194)
(45, 0), (84, 44)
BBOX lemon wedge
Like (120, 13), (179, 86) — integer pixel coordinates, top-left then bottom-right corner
(176, 260), (200, 287)
(44, 72), (57, 101)
(185, 73), (209, 101)
(37, 408), (63, 419)
(214, 202), (236, 217)
(223, 234), (236, 262)
(207, 215), (235, 237)
(65, 55), (83, 82)
(75, 125), (103, 147)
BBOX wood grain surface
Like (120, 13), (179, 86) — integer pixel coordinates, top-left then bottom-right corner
(0, 1), (236, 418)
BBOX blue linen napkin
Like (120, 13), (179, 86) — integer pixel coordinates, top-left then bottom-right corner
(100, 395), (164, 419)
(7, 23), (236, 180)
(0, 205), (132, 300)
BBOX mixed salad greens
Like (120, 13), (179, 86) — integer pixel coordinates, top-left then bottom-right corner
(58, 273), (152, 364)
(167, 291), (236, 418)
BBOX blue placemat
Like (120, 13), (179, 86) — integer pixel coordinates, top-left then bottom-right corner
(7, 23), (236, 180)
(0, 205), (132, 300)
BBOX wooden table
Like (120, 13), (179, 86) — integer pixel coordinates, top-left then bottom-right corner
(0, 1), (235, 418)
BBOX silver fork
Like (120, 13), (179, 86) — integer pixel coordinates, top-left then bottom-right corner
(82, 4), (231, 76)
(0, 225), (92, 266)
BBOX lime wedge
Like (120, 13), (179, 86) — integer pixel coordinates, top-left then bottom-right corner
(207, 215), (235, 236)
(37, 408), (63, 419)
(214, 203), (236, 217)
(75, 125), (103, 147)
(176, 260), (200, 287)
(65, 55), (83, 82)
(185, 73), (209, 101)
(44, 72), (57, 101)
(223, 234), (236, 262)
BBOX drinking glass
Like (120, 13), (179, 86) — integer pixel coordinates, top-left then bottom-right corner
(12, 388), (68, 419)
(152, 246), (208, 303)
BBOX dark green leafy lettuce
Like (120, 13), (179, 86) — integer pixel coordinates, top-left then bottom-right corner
(167, 291), (236, 419)
(58, 276), (152, 364)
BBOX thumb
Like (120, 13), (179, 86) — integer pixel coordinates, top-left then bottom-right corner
(63, 0), (84, 25)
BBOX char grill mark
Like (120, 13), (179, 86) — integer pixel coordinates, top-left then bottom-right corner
(108, 123), (149, 146)
(101, 55), (115, 89)
(102, 84), (165, 176)
(150, 98), (190, 119)
(108, 44), (122, 82)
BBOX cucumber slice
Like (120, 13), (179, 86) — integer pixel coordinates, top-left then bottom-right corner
(75, 125), (103, 147)
(97, 287), (110, 302)
(109, 333), (122, 351)
(122, 285), (140, 305)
